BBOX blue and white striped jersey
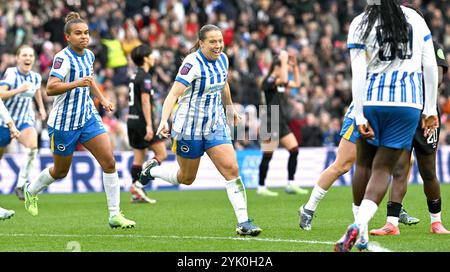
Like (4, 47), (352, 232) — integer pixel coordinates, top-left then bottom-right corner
(347, 6), (432, 110)
(47, 47), (97, 131)
(0, 67), (42, 127)
(344, 101), (355, 120)
(173, 49), (228, 136)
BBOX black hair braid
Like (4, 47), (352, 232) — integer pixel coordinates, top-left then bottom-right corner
(359, 0), (409, 58)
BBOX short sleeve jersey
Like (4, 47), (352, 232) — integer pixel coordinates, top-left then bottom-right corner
(347, 6), (433, 110)
(128, 67), (157, 128)
(47, 47), (97, 131)
(172, 49), (229, 136)
(0, 67), (42, 127)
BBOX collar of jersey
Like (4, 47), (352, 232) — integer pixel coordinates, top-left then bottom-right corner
(197, 48), (216, 63)
(67, 46), (86, 57)
(16, 67), (30, 77)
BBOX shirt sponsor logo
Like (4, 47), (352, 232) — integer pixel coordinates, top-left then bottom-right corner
(53, 57), (64, 69)
(180, 63), (193, 75)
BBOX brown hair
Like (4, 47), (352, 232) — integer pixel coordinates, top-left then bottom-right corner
(188, 24), (221, 54)
(16, 44), (34, 56)
(64, 12), (86, 34)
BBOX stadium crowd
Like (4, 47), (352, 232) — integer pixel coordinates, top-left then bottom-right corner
(0, 0), (449, 151)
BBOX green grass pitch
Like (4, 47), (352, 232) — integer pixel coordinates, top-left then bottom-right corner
(0, 184), (449, 252)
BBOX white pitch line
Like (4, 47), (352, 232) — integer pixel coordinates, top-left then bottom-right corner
(0, 233), (392, 252)
(367, 242), (392, 252)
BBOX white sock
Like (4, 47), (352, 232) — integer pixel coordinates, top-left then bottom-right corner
(358, 223), (368, 239)
(352, 203), (359, 220)
(387, 216), (399, 227)
(354, 199), (378, 226)
(103, 171), (120, 217)
(225, 176), (249, 223)
(287, 180), (293, 186)
(28, 167), (55, 195)
(304, 184), (327, 211)
(150, 166), (179, 185)
(257, 185), (266, 190)
(430, 212), (442, 224)
(17, 148), (38, 188)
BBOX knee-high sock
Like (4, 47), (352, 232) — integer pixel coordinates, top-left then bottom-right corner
(288, 148), (299, 183)
(103, 171), (120, 217)
(352, 202), (368, 241)
(352, 203), (359, 220)
(150, 165), (180, 185)
(259, 152), (273, 186)
(130, 165), (142, 184)
(386, 201), (402, 226)
(28, 167), (55, 196)
(428, 198), (442, 223)
(354, 199), (378, 226)
(225, 176), (249, 223)
(17, 148), (38, 188)
(304, 184), (327, 211)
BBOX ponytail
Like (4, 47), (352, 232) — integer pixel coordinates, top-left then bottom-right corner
(188, 41), (200, 55)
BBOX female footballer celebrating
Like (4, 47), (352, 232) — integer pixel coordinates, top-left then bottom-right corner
(23, 12), (135, 229)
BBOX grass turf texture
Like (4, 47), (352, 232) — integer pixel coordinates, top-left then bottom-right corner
(0, 184), (448, 252)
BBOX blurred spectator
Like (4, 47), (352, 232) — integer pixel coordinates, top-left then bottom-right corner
(0, 0), (448, 150)
(301, 113), (323, 147)
(101, 26), (129, 86)
(38, 41), (54, 80)
(43, 8), (66, 46)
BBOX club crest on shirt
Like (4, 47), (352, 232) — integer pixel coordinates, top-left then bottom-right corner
(144, 79), (152, 90)
(180, 63), (193, 75)
(57, 144), (66, 152)
(53, 57), (64, 69)
(180, 145), (190, 153)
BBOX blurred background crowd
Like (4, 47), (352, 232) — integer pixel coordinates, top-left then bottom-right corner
(1, 0), (449, 151)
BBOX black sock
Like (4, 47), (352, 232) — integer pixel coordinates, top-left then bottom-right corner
(387, 201), (402, 217)
(288, 147), (299, 180)
(259, 152), (273, 186)
(427, 198), (441, 214)
(131, 165), (142, 184)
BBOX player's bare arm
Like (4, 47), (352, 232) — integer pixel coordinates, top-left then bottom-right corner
(0, 83), (30, 100)
(46, 75), (91, 96)
(221, 81), (241, 126)
(156, 81), (186, 138)
(91, 79), (114, 112)
(141, 92), (154, 141)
